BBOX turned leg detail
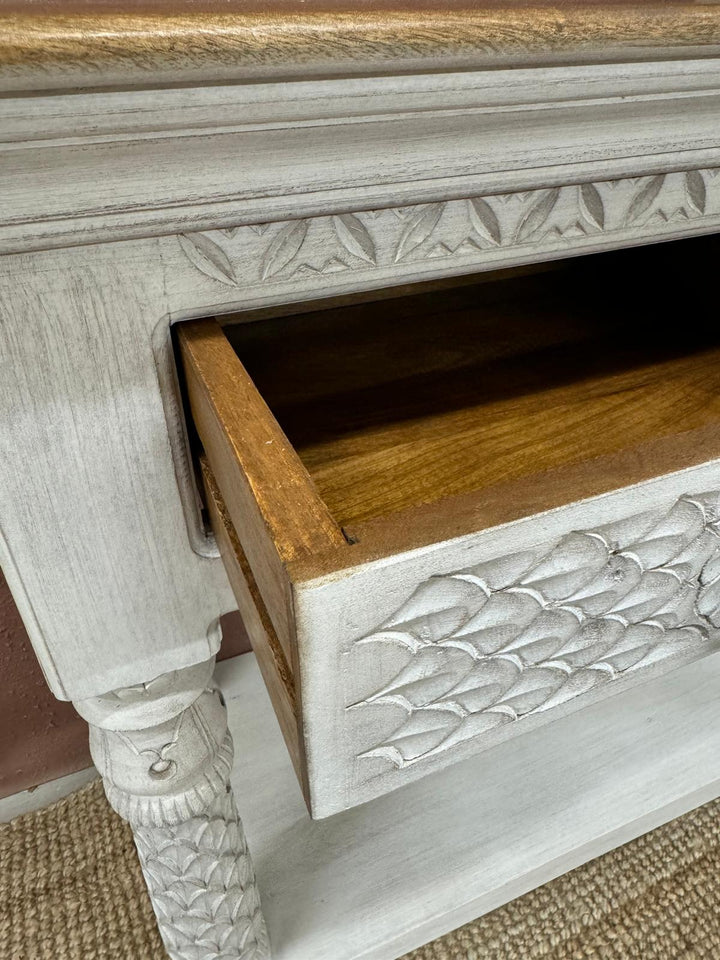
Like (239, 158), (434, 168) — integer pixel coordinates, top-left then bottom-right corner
(74, 658), (270, 960)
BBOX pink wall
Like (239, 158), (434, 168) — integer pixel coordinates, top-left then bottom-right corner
(0, 569), (249, 799)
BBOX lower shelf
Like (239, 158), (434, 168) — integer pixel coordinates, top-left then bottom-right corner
(220, 651), (720, 960)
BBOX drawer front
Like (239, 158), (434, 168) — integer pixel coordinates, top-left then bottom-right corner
(294, 472), (720, 815)
(178, 265), (720, 817)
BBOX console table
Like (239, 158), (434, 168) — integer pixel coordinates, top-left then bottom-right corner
(3, 4), (720, 958)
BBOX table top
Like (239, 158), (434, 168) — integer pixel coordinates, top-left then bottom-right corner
(3, 1), (720, 90)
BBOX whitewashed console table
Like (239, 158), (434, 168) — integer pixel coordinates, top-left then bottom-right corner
(3, 4), (720, 958)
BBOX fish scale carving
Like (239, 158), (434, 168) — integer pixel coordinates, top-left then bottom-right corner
(134, 789), (270, 960)
(354, 492), (720, 769)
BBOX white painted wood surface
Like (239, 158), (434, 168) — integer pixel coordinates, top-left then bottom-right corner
(3, 60), (720, 254)
(0, 767), (97, 823)
(2, 45), (720, 958)
(295, 463), (720, 815)
(221, 652), (720, 960)
(77, 656), (269, 960)
(0, 242), (235, 700)
(4, 152), (720, 705)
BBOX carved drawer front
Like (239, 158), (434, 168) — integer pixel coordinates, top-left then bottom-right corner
(178, 246), (720, 819)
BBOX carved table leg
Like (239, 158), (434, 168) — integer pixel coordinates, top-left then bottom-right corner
(74, 657), (270, 960)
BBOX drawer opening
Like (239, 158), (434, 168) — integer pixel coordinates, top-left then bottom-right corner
(176, 234), (720, 817)
(212, 235), (719, 547)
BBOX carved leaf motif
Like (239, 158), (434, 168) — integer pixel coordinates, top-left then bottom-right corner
(178, 233), (237, 287)
(501, 607), (581, 664)
(579, 182), (605, 229)
(394, 203), (444, 261)
(625, 175), (665, 223)
(538, 668), (607, 713)
(332, 214), (377, 264)
(355, 492), (720, 769)
(383, 576), (489, 640)
(515, 188), (561, 242)
(365, 646), (473, 708)
(493, 667), (565, 716)
(685, 170), (707, 214)
(468, 197), (501, 245)
(260, 220), (309, 279)
(698, 575), (720, 625)
(368, 708), (465, 763)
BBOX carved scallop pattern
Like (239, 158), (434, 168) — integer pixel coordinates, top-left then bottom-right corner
(134, 788), (270, 960)
(353, 492), (720, 769)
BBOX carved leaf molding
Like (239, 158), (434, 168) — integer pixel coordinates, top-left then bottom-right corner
(178, 233), (238, 287)
(468, 197), (501, 245)
(332, 213), (377, 264)
(626, 174), (666, 223)
(260, 219), (309, 279)
(686, 170), (707, 214)
(515, 187), (561, 242)
(579, 182), (605, 229)
(177, 168), (718, 287)
(394, 202), (444, 261)
(351, 493), (720, 770)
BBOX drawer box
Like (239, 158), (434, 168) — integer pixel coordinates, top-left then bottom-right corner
(179, 247), (720, 818)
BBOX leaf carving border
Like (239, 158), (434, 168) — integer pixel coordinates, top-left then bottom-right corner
(178, 169), (720, 291)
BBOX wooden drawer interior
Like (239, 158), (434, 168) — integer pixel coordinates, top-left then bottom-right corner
(215, 236), (718, 544)
(177, 233), (720, 815)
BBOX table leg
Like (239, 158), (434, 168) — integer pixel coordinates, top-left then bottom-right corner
(74, 656), (270, 960)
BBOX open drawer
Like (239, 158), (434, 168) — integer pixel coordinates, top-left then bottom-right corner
(178, 239), (720, 818)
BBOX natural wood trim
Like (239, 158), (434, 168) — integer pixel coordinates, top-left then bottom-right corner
(3, 7), (720, 88)
(202, 458), (308, 798)
(179, 319), (345, 563)
(179, 319), (346, 664)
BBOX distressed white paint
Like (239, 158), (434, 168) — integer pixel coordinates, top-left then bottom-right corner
(3, 60), (720, 254)
(0, 242), (235, 699)
(0, 767), (98, 823)
(221, 652), (720, 960)
(79, 657), (269, 960)
(2, 48), (720, 958)
(4, 155), (720, 703)
(352, 494), (720, 765)
(296, 462), (720, 816)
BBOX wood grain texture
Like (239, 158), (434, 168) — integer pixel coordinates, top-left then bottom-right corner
(186, 237), (720, 815)
(4, 22), (720, 861)
(3, 5), (720, 91)
(0, 241), (236, 701)
(226, 239), (720, 531)
(13, 177), (719, 705)
(179, 319), (345, 562)
(201, 457), (306, 796)
(178, 319), (345, 666)
(5, 63), (720, 256)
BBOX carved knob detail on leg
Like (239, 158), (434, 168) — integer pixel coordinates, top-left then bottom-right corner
(75, 658), (270, 960)
(84, 683), (233, 826)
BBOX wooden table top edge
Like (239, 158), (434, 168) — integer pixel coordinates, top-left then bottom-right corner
(3, 4), (720, 89)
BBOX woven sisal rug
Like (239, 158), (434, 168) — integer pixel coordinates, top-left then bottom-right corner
(1, 779), (719, 960)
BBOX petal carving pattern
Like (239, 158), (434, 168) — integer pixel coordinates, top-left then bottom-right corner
(353, 493), (720, 769)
